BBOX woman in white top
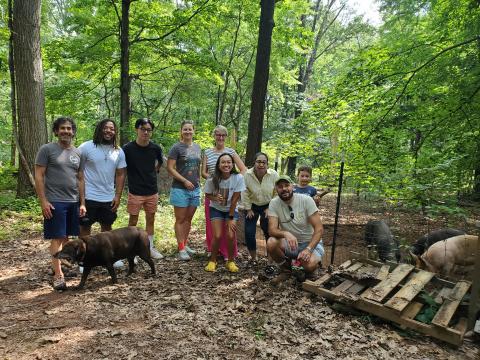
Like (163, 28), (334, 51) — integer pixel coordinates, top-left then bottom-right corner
(204, 153), (245, 272)
(201, 125), (246, 259)
(242, 152), (279, 263)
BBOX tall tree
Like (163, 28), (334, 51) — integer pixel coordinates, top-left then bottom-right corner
(245, 0), (275, 166)
(118, 0), (131, 145)
(8, 0), (17, 166)
(12, 0), (47, 196)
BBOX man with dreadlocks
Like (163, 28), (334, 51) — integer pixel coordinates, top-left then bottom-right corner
(78, 119), (127, 265)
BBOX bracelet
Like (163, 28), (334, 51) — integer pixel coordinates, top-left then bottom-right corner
(306, 246), (313, 253)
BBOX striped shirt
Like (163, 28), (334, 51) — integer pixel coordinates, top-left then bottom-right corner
(203, 147), (237, 177)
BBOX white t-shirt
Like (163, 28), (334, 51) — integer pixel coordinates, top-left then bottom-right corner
(204, 173), (246, 212)
(79, 140), (127, 202)
(268, 193), (319, 243)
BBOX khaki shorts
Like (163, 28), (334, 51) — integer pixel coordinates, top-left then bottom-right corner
(127, 193), (158, 215)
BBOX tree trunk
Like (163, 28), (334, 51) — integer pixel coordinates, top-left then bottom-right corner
(8, 0), (17, 167)
(12, 0), (47, 197)
(245, 0), (275, 167)
(119, 0), (131, 145)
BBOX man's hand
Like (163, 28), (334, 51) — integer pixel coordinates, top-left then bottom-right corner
(284, 232), (298, 252)
(246, 209), (254, 219)
(111, 195), (121, 212)
(79, 204), (86, 217)
(41, 201), (55, 219)
(298, 248), (312, 263)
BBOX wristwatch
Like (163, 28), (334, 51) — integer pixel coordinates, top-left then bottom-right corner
(228, 215), (234, 220)
(306, 246), (313, 253)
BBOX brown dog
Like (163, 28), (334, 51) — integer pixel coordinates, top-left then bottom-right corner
(54, 226), (156, 289)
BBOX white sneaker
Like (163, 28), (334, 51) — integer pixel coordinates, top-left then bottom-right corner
(178, 249), (191, 261)
(150, 247), (164, 259)
(185, 246), (196, 256)
(113, 260), (124, 269)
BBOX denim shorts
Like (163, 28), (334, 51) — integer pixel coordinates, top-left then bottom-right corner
(282, 239), (324, 262)
(44, 202), (80, 239)
(209, 207), (239, 221)
(170, 187), (200, 207)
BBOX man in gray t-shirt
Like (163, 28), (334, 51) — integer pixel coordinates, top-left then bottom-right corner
(267, 175), (324, 284)
(34, 117), (86, 291)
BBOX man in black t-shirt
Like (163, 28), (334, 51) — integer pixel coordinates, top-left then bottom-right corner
(123, 118), (164, 259)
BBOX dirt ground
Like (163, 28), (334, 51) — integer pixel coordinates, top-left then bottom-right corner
(1, 195), (480, 359)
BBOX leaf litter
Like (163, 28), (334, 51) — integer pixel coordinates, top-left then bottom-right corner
(0, 233), (478, 360)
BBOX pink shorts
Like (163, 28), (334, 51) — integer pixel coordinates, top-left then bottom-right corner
(127, 193), (158, 215)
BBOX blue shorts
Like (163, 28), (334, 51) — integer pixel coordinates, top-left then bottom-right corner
(283, 239), (324, 262)
(209, 207), (239, 221)
(44, 202), (80, 239)
(170, 187), (200, 207)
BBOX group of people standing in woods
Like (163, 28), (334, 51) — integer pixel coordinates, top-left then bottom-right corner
(35, 117), (324, 291)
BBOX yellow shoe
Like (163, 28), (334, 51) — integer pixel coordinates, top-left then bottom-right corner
(204, 261), (217, 272)
(225, 261), (239, 273)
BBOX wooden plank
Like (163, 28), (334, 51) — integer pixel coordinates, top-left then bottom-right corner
(332, 279), (355, 294)
(432, 281), (471, 328)
(346, 282), (367, 295)
(434, 287), (452, 304)
(338, 260), (352, 270)
(310, 273), (332, 287)
(376, 265), (390, 280)
(454, 317), (468, 333)
(346, 262), (363, 272)
(302, 282), (464, 346)
(350, 251), (397, 269)
(401, 302), (424, 320)
(364, 264), (415, 303)
(384, 270), (434, 313)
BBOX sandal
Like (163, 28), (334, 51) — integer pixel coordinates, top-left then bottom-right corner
(225, 261), (239, 273)
(204, 261), (217, 272)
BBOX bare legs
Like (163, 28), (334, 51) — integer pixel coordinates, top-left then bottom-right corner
(174, 206), (197, 247)
(210, 219), (236, 262)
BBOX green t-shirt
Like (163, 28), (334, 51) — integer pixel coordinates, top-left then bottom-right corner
(268, 193), (319, 244)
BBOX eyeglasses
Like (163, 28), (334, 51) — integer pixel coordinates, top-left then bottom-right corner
(288, 205), (294, 220)
(281, 205), (295, 223)
(139, 128), (153, 133)
(255, 160), (267, 164)
(215, 133), (227, 138)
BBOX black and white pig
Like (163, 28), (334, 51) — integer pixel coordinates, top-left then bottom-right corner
(410, 228), (465, 256)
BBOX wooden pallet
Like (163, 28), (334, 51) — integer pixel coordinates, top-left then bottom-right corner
(303, 256), (471, 346)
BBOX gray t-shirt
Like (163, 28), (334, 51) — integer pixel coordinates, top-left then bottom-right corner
(268, 193), (319, 244)
(168, 142), (202, 189)
(204, 173), (246, 212)
(35, 142), (84, 203)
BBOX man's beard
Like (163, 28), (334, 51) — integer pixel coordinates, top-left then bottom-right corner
(101, 137), (114, 145)
(279, 190), (293, 201)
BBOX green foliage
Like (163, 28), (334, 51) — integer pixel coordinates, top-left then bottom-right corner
(415, 292), (440, 324)
(0, 165), (17, 191)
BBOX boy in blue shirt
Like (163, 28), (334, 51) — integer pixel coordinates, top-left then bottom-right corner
(293, 165), (320, 206)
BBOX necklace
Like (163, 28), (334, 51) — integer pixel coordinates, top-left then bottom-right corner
(100, 145), (111, 161)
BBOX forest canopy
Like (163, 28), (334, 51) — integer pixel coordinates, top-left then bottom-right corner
(0, 0), (479, 211)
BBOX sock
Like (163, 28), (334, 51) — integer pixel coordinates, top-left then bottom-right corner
(148, 235), (155, 248)
(178, 241), (185, 251)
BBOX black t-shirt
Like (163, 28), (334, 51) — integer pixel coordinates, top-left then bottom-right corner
(123, 141), (163, 196)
